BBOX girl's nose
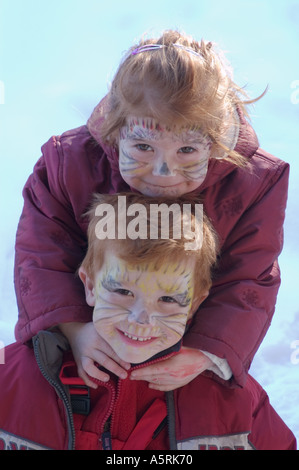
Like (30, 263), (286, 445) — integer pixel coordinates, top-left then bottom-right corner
(152, 151), (176, 177)
(155, 161), (171, 176)
(152, 160), (176, 177)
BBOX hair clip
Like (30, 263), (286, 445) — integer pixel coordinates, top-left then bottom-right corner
(131, 43), (204, 60)
(173, 44), (203, 58)
(131, 44), (165, 55)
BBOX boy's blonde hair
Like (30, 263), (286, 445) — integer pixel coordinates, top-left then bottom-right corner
(80, 192), (219, 300)
(95, 30), (265, 167)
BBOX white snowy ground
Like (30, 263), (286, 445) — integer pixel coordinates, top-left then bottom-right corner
(0, 0), (298, 444)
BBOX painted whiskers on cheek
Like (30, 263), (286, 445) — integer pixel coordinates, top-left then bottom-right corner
(177, 159), (209, 181)
(92, 257), (195, 363)
(119, 146), (148, 176)
(93, 297), (131, 323)
(155, 312), (189, 338)
(177, 136), (212, 181)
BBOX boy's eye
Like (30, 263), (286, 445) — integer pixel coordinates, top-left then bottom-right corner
(179, 146), (196, 154)
(114, 288), (134, 297)
(159, 296), (178, 304)
(135, 143), (153, 152)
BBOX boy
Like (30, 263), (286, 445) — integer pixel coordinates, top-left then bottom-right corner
(0, 194), (296, 450)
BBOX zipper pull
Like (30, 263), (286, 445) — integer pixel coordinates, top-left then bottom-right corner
(101, 431), (112, 450)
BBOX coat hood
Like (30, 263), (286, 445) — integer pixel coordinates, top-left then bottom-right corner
(86, 96), (260, 192)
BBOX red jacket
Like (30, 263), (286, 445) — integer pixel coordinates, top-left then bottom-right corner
(14, 109), (289, 386)
(0, 332), (296, 450)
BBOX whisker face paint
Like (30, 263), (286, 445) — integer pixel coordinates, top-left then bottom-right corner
(92, 250), (197, 363)
(118, 116), (212, 197)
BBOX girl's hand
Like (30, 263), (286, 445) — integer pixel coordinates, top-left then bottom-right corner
(58, 321), (130, 388)
(129, 347), (213, 391)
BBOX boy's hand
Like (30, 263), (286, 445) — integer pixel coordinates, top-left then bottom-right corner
(129, 347), (213, 391)
(58, 322), (130, 389)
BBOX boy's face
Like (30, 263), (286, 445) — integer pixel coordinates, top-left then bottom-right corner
(80, 251), (204, 364)
(118, 116), (212, 197)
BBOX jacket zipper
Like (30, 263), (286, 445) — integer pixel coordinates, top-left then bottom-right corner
(108, 351), (178, 450)
(34, 339), (179, 450)
(95, 379), (116, 450)
(33, 336), (76, 450)
(166, 391), (177, 450)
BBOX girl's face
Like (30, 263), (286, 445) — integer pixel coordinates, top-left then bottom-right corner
(82, 251), (201, 364)
(118, 117), (212, 197)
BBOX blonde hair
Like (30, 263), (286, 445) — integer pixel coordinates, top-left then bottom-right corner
(97, 30), (265, 167)
(80, 192), (219, 299)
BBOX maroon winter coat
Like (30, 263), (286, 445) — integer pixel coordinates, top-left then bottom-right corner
(0, 331), (296, 450)
(14, 108), (289, 386)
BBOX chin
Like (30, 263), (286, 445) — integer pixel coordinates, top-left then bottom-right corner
(141, 184), (186, 198)
(117, 347), (157, 364)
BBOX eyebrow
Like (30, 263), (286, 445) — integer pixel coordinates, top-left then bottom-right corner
(101, 276), (123, 291)
(122, 128), (162, 142)
(178, 133), (212, 146)
(181, 137), (208, 145)
(171, 291), (191, 307)
(101, 267), (144, 291)
(157, 278), (191, 306)
(122, 127), (211, 147)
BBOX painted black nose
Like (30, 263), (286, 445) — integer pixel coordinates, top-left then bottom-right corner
(159, 162), (171, 175)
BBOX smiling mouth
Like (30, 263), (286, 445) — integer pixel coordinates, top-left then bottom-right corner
(144, 181), (182, 188)
(123, 332), (152, 342)
(118, 329), (157, 344)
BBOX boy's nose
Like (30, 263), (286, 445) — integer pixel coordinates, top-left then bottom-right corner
(129, 309), (150, 325)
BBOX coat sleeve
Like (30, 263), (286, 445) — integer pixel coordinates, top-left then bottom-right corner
(14, 135), (93, 343)
(183, 156), (290, 387)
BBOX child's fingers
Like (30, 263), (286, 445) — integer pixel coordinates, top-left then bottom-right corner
(80, 357), (110, 388)
(91, 350), (129, 380)
(130, 372), (171, 385)
(95, 335), (131, 371)
(130, 363), (167, 380)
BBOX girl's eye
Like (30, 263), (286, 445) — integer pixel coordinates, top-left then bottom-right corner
(179, 146), (196, 154)
(135, 143), (153, 152)
(114, 288), (134, 297)
(160, 296), (177, 304)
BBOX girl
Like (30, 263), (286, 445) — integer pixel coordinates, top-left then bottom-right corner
(14, 30), (289, 390)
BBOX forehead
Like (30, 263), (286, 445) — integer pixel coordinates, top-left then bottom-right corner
(97, 252), (195, 290)
(121, 116), (208, 143)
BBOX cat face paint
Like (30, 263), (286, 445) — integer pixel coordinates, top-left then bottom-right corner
(119, 117), (212, 197)
(88, 251), (197, 364)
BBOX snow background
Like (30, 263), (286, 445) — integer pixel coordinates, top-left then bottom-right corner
(0, 0), (298, 443)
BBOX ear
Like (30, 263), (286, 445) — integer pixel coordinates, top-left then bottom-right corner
(188, 292), (209, 320)
(78, 266), (96, 307)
